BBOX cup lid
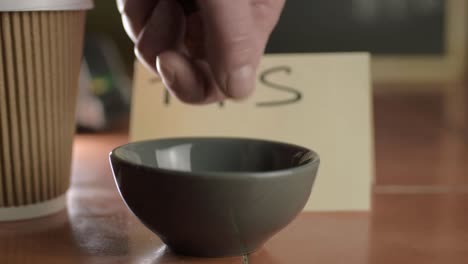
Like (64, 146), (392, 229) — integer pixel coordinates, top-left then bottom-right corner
(0, 0), (93, 11)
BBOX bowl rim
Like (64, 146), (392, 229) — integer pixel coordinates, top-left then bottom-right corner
(109, 136), (320, 180)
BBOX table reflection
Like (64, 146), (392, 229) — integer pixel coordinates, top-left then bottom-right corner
(368, 192), (468, 263)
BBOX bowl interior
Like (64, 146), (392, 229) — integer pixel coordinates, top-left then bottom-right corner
(113, 138), (316, 174)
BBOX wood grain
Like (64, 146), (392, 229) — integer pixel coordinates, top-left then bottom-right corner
(1, 90), (468, 263)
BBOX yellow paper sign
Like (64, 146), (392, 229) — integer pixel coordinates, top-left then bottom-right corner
(130, 53), (374, 211)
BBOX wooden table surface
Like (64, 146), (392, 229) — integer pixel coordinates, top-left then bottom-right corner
(1, 95), (468, 263)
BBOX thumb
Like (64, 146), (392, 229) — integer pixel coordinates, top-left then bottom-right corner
(198, 0), (258, 99)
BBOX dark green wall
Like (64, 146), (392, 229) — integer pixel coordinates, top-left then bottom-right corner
(85, 0), (134, 74)
(266, 0), (445, 55)
(84, 0), (446, 74)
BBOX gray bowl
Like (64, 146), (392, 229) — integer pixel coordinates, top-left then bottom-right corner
(109, 137), (320, 257)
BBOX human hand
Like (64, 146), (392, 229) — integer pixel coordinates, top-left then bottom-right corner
(117, 0), (285, 104)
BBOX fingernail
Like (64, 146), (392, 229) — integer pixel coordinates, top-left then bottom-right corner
(156, 57), (175, 88)
(226, 65), (254, 99)
(135, 47), (155, 73)
(122, 14), (138, 42)
(116, 0), (125, 13)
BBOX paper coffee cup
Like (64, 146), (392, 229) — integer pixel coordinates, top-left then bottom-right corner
(0, 0), (93, 221)
(0, 1), (93, 12)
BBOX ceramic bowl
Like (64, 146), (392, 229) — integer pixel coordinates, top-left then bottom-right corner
(109, 137), (320, 257)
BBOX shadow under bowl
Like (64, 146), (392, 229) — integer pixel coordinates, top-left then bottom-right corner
(109, 137), (320, 257)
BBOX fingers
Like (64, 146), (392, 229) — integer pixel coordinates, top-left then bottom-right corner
(252, 0), (286, 36)
(198, 0), (258, 99)
(117, 0), (159, 42)
(249, 0), (286, 61)
(135, 0), (185, 72)
(184, 13), (205, 59)
(157, 51), (225, 104)
(119, 0), (286, 104)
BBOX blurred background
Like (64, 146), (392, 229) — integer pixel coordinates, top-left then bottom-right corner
(77, 0), (466, 183)
(77, 0), (467, 131)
